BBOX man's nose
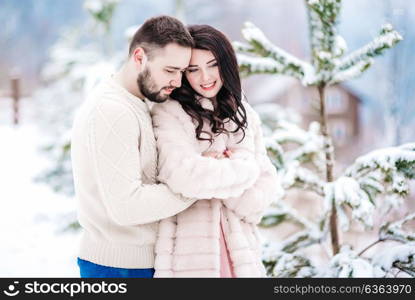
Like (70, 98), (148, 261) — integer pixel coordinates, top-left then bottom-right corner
(170, 73), (182, 88)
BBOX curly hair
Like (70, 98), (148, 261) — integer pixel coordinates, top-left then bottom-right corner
(170, 24), (248, 144)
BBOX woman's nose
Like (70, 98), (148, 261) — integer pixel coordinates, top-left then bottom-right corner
(200, 69), (211, 82)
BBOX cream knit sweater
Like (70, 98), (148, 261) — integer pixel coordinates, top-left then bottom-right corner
(70, 76), (195, 268)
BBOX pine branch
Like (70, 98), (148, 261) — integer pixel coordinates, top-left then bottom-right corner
(329, 247), (375, 277)
(358, 239), (383, 256)
(281, 229), (322, 253)
(233, 41), (255, 53)
(392, 261), (415, 277)
(306, 0), (342, 52)
(306, 0), (342, 84)
(269, 121), (313, 145)
(269, 121), (326, 172)
(372, 243), (415, 276)
(379, 213), (415, 243)
(283, 163), (325, 196)
(345, 143), (415, 207)
(84, 0), (120, 33)
(324, 176), (375, 230)
(270, 252), (317, 277)
(238, 22), (315, 84)
(236, 53), (282, 77)
(329, 58), (373, 84)
(346, 144), (415, 180)
(261, 201), (315, 229)
(335, 24), (403, 74)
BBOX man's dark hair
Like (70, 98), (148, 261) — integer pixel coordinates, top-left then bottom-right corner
(128, 15), (194, 58)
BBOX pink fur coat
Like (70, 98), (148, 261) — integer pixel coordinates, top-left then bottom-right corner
(151, 97), (280, 277)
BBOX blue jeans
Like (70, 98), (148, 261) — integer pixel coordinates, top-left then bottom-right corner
(77, 258), (155, 278)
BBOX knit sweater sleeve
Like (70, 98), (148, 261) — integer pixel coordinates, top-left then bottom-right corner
(222, 104), (282, 224)
(152, 101), (260, 200)
(88, 99), (196, 226)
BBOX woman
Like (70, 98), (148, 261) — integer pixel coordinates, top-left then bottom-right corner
(151, 24), (280, 277)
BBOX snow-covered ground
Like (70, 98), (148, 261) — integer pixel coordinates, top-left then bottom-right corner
(0, 98), (81, 277)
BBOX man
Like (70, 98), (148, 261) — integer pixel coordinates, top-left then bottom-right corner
(70, 15), (196, 278)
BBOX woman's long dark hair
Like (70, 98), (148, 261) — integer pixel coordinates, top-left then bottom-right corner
(170, 24), (247, 144)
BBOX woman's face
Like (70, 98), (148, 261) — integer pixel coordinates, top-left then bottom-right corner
(185, 49), (223, 99)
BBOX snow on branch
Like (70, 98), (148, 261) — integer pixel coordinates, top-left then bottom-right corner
(379, 213), (415, 243)
(372, 243), (415, 277)
(329, 245), (376, 277)
(235, 1), (402, 88)
(84, 0), (120, 26)
(283, 162), (325, 196)
(284, 122), (326, 167)
(345, 143), (415, 197)
(237, 22), (315, 84)
(329, 58), (373, 84)
(262, 250), (317, 277)
(324, 176), (375, 230)
(335, 24), (403, 73)
(264, 119), (326, 193)
(233, 41), (255, 53)
(236, 53), (282, 76)
(306, 0), (342, 55)
(265, 139), (285, 170)
(345, 143), (415, 178)
(254, 102), (302, 137)
(326, 144), (415, 230)
(261, 201), (315, 229)
(279, 229), (323, 253)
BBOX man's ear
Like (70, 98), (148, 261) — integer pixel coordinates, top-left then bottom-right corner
(132, 47), (148, 71)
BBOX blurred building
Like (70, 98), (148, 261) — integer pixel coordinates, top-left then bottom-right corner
(244, 75), (367, 168)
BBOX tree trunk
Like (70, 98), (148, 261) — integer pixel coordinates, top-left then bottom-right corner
(317, 84), (340, 255)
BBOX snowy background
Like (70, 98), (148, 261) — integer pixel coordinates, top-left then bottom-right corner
(0, 0), (414, 277)
(0, 98), (80, 277)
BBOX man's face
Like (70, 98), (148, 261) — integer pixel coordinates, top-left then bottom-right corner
(137, 43), (191, 103)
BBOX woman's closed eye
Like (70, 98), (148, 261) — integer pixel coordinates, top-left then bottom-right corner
(186, 68), (199, 73)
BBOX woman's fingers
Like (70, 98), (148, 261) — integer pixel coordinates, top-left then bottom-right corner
(202, 151), (221, 158)
(223, 148), (233, 158)
(202, 151), (227, 159)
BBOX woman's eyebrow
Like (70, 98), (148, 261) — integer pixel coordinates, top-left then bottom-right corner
(188, 59), (216, 68)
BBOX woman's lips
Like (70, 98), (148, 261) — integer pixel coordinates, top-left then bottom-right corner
(200, 81), (216, 91)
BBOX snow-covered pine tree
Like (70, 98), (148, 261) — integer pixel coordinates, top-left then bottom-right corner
(34, 0), (123, 221)
(84, 0), (120, 33)
(235, 0), (415, 277)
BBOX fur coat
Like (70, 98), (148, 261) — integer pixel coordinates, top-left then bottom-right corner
(151, 97), (280, 277)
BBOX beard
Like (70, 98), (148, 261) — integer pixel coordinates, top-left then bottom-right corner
(137, 68), (172, 103)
